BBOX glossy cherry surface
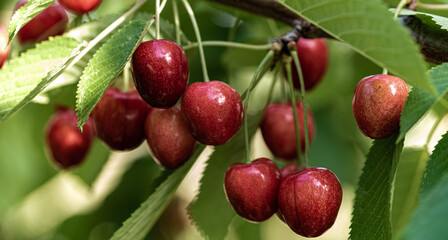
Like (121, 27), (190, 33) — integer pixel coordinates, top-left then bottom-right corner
(280, 163), (306, 179)
(261, 102), (315, 160)
(15, 0), (68, 44)
(0, 24), (10, 68)
(132, 40), (189, 108)
(290, 38), (328, 91)
(352, 74), (408, 139)
(92, 87), (151, 151)
(45, 107), (96, 169)
(181, 81), (243, 145)
(224, 158), (281, 222)
(145, 106), (197, 169)
(278, 167), (342, 237)
(58, 0), (102, 14)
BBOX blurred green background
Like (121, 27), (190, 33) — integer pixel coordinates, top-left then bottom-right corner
(0, 0), (416, 239)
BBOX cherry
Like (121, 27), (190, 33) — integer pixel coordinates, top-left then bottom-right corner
(145, 106), (197, 169)
(181, 81), (243, 145)
(132, 40), (189, 108)
(352, 74), (408, 139)
(278, 167), (342, 237)
(0, 24), (10, 69)
(92, 87), (152, 151)
(280, 163), (306, 179)
(224, 158), (280, 222)
(45, 107), (96, 169)
(288, 38), (328, 91)
(58, 0), (102, 15)
(15, 0), (68, 44)
(260, 102), (315, 160)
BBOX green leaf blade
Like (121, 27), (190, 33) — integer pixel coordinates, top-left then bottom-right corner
(75, 19), (148, 128)
(0, 36), (84, 121)
(350, 134), (404, 240)
(277, 0), (433, 93)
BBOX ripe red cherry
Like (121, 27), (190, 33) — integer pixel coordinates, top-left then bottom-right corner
(45, 107), (96, 169)
(92, 87), (152, 151)
(278, 167), (342, 237)
(224, 158), (280, 222)
(280, 163), (306, 179)
(145, 106), (197, 169)
(352, 74), (408, 139)
(58, 0), (102, 14)
(289, 38), (328, 91)
(132, 40), (189, 108)
(0, 24), (10, 69)
(181, 81), (243, 145)
(15, 0), (68, 44)
(260, 102), (315, 160)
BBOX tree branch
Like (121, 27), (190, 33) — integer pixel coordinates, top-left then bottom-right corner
(209, 0), (447, 64)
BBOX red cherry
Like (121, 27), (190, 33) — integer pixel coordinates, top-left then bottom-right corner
(224, 158), (280, 222)
(0, 24), (10, 69)
(278, 167), (342, 237)
(92, 87), (152, 151)
(181, 81), (243, 145)
(261, 102), (315, 160)
(58, 0), (102, 15)
(145, 106), (197, 169)
(352, 74), (409, 139)
(45, 107), (96, 169)
(15, 0), (68, 44)
(132, 40), (189, 108)
(280, 163), (306, 179)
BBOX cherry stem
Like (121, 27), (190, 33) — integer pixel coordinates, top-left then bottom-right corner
(244, 50), (275, 163)
(182, 41), (273, 51)
(181, 0), (210, 82)
(172, 0), (181, 44)
(123, 61), (131, 92)
(291, 50), (310, 167)
(425, 115), (444, 148)
(417, 2), (448, 9)
(394, 0), (409, 19)
(266, 64), (280, 105)
(228, 15), (241, 42)
(284, 57), (303, 166)
(156, 0), (161, 40)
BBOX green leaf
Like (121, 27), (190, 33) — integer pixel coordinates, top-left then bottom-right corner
(350, 133), (404, 240)
(420, 131), (448, 200)
(398, 63), (448, 142)
(188, 114), (261, 240)
(397, 9), (448, 30)
(392, 148), (429, 239)
(0, 36), (84, 121)
(232, 217), (261, 240)
(75, 19), (149, 129)
(110, 145), (206, 240)
(399, 172), (448, 240)
(277, 0), (433, 93)
(8, 0), (56, 42)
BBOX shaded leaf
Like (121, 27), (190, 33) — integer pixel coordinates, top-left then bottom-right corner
(397, 9), (448, 30)
(350, 133), (404, 240)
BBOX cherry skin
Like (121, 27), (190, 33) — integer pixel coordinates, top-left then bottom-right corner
(0, 24), (10, 69)
(15, 0), (68, 44)
(181, 81), (244, 145)
(260, 102), (315, 160)
(45, 107), (96, 169)
(280, 163), (306, 179)
(352, 74), (408, 139)
(278, 167), (343, 237)
(58, 0), (102, 15)
(145, 106), (197, 169)
(92, 87), (152, 151)
(224, 158), (281, 222)
(289, 38), (328, 91)
(132, 40), (189, 108)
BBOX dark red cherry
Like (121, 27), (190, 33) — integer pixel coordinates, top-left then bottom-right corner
(145, 106), (197, 169)
(280, 163), (306, 179)
(45, 107), (96, 169)
(132, 40), (189, 108)
(58, 0), (102, 14)
(261, 102), (315, 160)
(181, 81), (243, 145)
(224, 158), (280, 222)
(278, 167), (342, 237)
(92, 87), (152, 151)
(288, 38), (328, 91)
(352, 74), (408, 139)
(0, 24), (10, 69)
(15, 0), (68, 44)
